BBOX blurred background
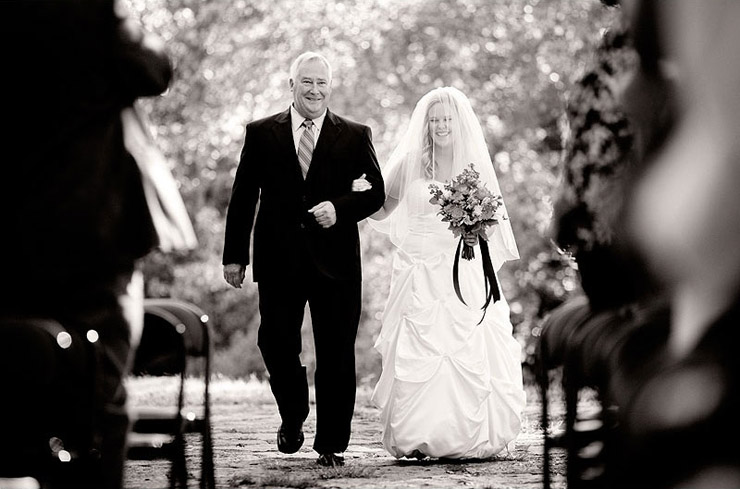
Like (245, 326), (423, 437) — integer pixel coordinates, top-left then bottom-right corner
(126, 0), (619, 384)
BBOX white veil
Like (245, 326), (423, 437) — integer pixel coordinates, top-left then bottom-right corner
(370, 86), (519, 270)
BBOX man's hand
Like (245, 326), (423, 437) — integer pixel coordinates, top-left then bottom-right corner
(223, 263), (246, 288)
(309, 201), (337, 228)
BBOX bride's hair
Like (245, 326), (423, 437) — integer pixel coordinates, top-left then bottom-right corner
(421, 102), (437, 179)
(421, 94), (454, 179)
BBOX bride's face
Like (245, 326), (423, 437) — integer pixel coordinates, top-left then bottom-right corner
(428, 103), (453, 148)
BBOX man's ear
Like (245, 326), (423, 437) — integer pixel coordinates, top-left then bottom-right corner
(289, 79), (295, 91)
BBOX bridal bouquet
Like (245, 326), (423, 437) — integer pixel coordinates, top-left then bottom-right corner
(428, 163), (506, 319)
(428, 163), (505, 260)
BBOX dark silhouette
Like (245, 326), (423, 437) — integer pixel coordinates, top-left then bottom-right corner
(541, 0), (740, 487)
(1, 1), (173, 487)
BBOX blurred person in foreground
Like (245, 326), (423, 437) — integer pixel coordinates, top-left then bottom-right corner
(0, 1), (193, 488)
(551, 6), (670, 313)
(550, 0), (740, 487)
(222, 51), (385, 467)
(547, 0), (676, 408)
(616, 0), (740, 487)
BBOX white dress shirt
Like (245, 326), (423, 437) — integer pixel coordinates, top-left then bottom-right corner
(290, 104), (326, 154)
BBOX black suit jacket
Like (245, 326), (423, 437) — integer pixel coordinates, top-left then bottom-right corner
(223, 108), (385, 281)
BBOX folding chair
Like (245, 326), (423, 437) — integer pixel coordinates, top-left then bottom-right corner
(126, 298), (215, 489)
(0, 317), (98, 488)
(537, 297), (613, 489)
(537, 296), (670, 489)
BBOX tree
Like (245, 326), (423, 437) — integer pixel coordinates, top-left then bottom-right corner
(126, 0), (620, 381)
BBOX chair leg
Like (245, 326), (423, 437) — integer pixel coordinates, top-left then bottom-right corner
(201, 424), (216, 489)
(541, 368), (551, 489)
(170, 433), (187, 489)
(564, 373), (581, 489)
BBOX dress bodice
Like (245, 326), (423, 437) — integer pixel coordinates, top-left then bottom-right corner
(400, 179), (456, 257)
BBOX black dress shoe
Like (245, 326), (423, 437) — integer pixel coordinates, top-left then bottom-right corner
(316, 453), (345, 467)
(277, 423), (304, 454)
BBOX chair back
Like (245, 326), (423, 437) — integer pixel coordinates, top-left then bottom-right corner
(132, 306), (187, 376)
(143, 298), (210, 358)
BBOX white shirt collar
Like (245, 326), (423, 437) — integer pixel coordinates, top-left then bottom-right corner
(290, 105), (327, 133)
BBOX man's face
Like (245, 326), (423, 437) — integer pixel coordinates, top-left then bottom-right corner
(290, 58), (332, 120)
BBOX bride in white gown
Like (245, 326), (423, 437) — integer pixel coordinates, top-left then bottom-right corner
(357, 87), (526, 459)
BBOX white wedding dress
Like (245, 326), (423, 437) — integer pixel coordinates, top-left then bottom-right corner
(371, 179), (526, 459)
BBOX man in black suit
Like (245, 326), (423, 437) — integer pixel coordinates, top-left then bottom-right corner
(223, 51), (385, 467)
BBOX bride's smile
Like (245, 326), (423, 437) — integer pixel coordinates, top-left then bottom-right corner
(428, 104), (454, 147)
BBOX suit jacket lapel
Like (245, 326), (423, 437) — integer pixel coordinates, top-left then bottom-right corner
(271, 108), (304, 181)
(309, 110), (343, 176)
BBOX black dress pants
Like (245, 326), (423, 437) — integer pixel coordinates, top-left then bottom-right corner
(257, 257), (361, 454)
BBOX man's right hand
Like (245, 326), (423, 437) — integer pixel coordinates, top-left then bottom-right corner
(223, 263), (246, 288)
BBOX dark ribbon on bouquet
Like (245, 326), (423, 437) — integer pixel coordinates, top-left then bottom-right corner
(453, 236), (502, 325)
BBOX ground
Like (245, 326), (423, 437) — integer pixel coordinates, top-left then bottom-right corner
(123, 377), (568, 489)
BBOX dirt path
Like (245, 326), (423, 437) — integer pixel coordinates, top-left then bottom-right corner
(124, 377), (566, 488)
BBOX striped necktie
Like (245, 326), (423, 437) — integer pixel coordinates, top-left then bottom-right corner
(297, 119), (314, 178)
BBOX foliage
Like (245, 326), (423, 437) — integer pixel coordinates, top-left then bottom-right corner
(125, 0), (620, 382)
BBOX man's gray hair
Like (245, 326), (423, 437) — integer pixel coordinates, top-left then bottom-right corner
(289, 51), (333, 83)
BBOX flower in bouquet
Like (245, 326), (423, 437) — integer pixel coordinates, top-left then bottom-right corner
(429, 163), (505, 260)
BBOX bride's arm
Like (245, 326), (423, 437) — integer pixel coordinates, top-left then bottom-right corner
(369, 195), (399, 220)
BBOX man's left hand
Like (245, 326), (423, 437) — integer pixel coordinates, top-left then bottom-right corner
(309, 201), (337, 228)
